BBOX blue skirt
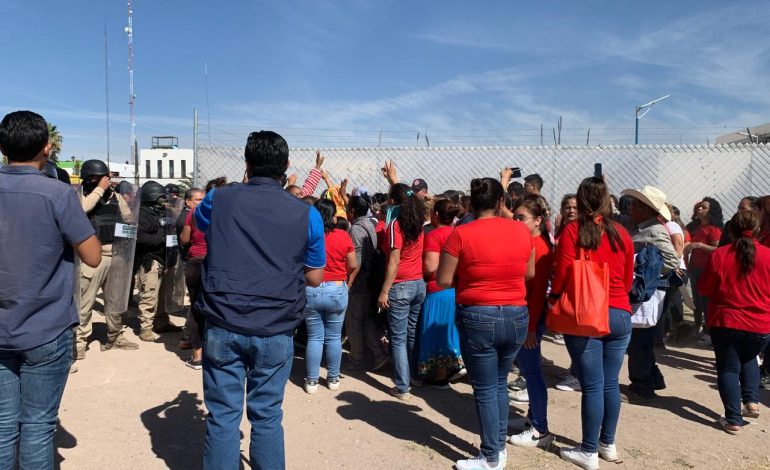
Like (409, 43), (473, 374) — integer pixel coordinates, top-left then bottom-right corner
(416, 288), (464, 379)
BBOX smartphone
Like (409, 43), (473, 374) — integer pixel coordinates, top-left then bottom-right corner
(594, 163), (603, 178)
(510, 167), (522, 178)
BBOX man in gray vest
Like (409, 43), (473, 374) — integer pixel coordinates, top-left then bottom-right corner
(194, 130), (325, 470)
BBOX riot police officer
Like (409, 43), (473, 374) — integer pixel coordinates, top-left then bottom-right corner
(135, 181), (182, 341)
(76, 160), (138, 358)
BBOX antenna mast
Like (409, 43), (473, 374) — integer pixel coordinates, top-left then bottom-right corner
(104, 18), (111, 166)
(125, 0), (136, 171)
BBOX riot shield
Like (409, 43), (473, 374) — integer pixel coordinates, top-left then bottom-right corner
(162, 198), (187, 313)
(103, 183), (141, 315)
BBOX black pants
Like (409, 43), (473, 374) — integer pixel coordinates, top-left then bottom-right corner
(628, 325), (664, 395)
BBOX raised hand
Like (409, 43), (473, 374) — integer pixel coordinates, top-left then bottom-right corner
(315, 150), (325, 169)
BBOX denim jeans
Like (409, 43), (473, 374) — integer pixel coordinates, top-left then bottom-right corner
(516, 319), (548, 434)
(304, 282), (349, 382)
(690, 267), (709, 333)
(387, 280), (426, 393)
(564, 308), (632, 453)
(627, 324), (662, 395)
(457, 305), (528, 464)
(710, 327), (770, 426)
(202, 323), (294, 470)
(0, 328), (73, 470)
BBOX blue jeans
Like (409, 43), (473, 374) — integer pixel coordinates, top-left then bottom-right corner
(627, 324), (661, 395)
(202, 323), (294, 470)
(0, 328), (73, 470)
(457, 305), (528, 464)
(516, 319), (548, 434)
(564, 308), (632, 453)
(710, 327), (770, 426)
(387, 280), (426, 393)
(304, 282), (349, 382)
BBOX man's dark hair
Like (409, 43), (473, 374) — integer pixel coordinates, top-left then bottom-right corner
(184, 188), (203, 200)
(348, 195), (370, 218)
(507, 181), (525, 197)
(244, 131), (289, 179)
(0, 111), (49, 162)
(524, 173), (544, 191)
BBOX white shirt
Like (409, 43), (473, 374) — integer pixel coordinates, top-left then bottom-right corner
(665, 221), (686, 270)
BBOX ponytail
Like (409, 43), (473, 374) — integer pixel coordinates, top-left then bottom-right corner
(729, 210), (760, 275)
(389, 183), (426, 242)
(576, 177), (621, 251)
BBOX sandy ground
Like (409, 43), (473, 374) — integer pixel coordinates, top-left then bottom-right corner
(56, 308), (770, 470)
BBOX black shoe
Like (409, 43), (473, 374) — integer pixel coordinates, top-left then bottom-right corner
(621, 389), (657, 404)
(508, 376), (527, 391)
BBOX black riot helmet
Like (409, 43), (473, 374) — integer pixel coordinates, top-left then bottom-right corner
(141, 181), (167, 204)
(116, 180), (133, 195)
(164, 183), (180, 197)
(80, 159), (110, 180)
(42, 161), (59, 179)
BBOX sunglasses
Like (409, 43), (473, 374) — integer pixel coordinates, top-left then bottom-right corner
(513, 214), (534, 222)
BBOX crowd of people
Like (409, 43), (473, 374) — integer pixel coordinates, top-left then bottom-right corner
(1, 110), (769, 470)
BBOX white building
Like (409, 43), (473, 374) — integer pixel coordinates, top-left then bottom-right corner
(138, 136), (193, 185)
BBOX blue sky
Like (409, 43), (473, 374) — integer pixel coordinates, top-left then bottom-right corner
(1, 0), (768, 162)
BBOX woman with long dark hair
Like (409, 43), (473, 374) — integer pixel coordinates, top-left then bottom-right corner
(437, 178), (535, 470)
(698, 210), (770, 433)
(552, 177), (634, 470)
(377, 183), (427, 399)
(303, 199), (358, 393)
(507, 194), (555, 450)
(416, 199), (464, 387)
(684, 197), (724, 346)
(554, 194), (578, 240)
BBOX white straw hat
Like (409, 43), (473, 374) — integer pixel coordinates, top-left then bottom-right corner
(620, 186), (672, 221)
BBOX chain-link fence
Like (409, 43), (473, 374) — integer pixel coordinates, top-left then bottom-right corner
(194, 143), (770, 219)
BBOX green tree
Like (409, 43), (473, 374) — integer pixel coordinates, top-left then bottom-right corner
(48, 123), (62, 162)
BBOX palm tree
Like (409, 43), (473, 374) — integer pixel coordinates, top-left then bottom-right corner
(48, 123), (62, 162)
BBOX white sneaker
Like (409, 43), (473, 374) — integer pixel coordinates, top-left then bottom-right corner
(696, 334), (712, 347)
(507, 427), (554, 448)
(598, 442), (618, 462)
(556, 375), (581, 392)
(508, 388), (529, 403)
(553, 334), (566, 345)
(560, 447), (599, 470)
(499, 450), (507, 468)
(449, 368), (468, 382)
(327, 377), (340, 391)
(454, 454), (503, 470)
(304, 380), (318, 394)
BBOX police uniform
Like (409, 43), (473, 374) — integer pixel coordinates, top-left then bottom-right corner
(77, 174), (138, 357)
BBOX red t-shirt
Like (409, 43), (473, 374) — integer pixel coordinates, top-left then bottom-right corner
(375, 220), (387, 253)
(184, 210), (208, 259)
(323, 229), (354, 282)
(386, 220), (424, 283)
(423, 225), (453, 294)
(527, 235), (554, 332)
(689, 224), (722, 268)
(443, 217), (533, 306)
(699, 242), (770, 334)
(551, 221), (635, 313)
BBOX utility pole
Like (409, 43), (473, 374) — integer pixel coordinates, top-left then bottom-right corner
(635, 95), (670, 144)
(125, 0), (137, 181)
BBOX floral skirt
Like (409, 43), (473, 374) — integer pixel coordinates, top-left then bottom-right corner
(416, 288), (464, 379)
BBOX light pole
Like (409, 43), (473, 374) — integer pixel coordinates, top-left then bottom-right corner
(635, 94), (670, 145)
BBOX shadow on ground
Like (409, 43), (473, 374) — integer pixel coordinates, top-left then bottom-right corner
(335, 390), (477, 462)
(55, 421), (77, 470)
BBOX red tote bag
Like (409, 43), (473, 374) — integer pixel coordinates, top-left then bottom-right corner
(546, 248), (611, 337)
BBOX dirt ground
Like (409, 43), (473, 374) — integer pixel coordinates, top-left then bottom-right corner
(57, 308), (770, 470)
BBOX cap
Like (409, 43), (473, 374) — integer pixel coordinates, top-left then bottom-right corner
(411, 178), (428, 193)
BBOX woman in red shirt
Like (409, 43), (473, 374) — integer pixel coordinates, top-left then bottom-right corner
(698, 210), (770, 434)
(377, 183), (427, 400)
(756, 196), (770, 388)
(684, 197), (724, 346)
(507, 194), (555, 450)
(437, 178), (535, 470)
(552, 177), (634, 470)
(179, 188), (206, 369)
(303, 199), (358, 393)
(416, 199), (463, 387)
